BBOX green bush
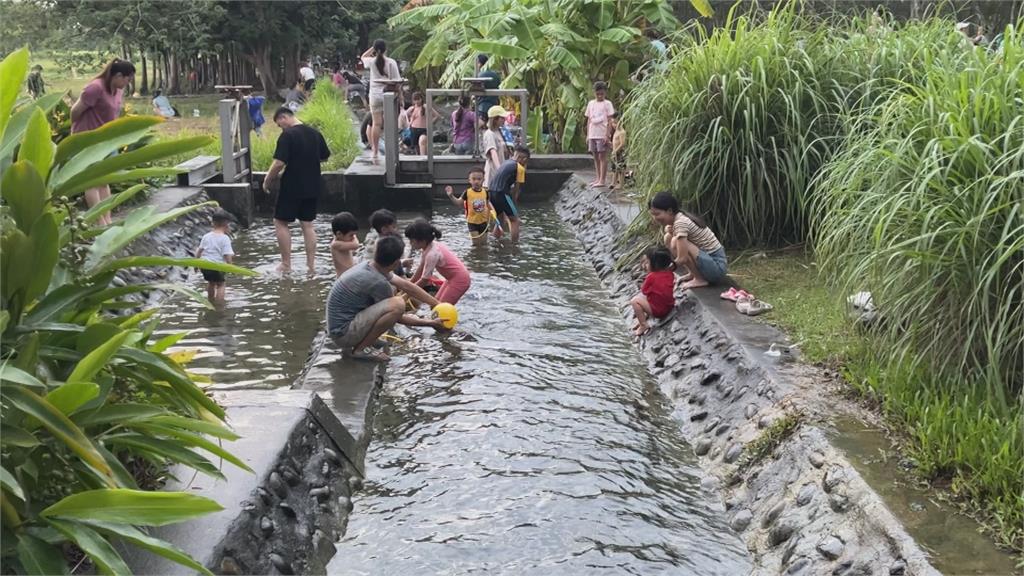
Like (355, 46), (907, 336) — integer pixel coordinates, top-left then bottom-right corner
(623, 5), (969, 246)
(294, 79), (360, 171)
(814, 29), (1023, 548)
(1, 48), (254, 574)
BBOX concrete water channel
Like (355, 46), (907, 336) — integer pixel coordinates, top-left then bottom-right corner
(127, 149), (1016, 574)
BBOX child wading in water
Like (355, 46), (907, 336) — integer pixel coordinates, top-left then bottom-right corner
(405, 219), (472, 305)
(331, 212), (360, 277)
(487, 145), (530, 242)
(196, 209), (235, 302)
(446, 167), (501, 244)
(630, 245), (676, 336)
(584, 81), (615, 188)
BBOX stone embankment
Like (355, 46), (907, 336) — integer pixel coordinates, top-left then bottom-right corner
(112, 186), (218, 312)
(557, 177), (940, 576)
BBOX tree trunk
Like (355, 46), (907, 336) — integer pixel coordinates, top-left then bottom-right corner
(282, 45), (300, 89)
(247, 45), (278, 99)
(140, 50), (149, 95)
(167, 51), (180, 94)
(154, 51), (162, 90)
(358, 22), (370, 54)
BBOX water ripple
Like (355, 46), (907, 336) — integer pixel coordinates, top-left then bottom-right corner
(333, 206), (750, 575)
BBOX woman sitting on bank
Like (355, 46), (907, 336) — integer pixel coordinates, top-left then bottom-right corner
(647, 192), (727, 289)
(151, 90), (176, 118)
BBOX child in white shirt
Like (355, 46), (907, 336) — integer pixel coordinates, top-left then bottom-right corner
(196, 209), (235, 301)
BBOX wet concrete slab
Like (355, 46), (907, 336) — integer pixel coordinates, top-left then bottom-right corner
(125, 389), (361, 575)
(142, 185), (206, 214)
(293, 336), (383, 473)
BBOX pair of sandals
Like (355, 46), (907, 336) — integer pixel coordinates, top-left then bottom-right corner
(720, 287), (774, 316)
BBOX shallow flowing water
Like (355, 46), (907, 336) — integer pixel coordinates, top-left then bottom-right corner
(328, 207), (751, 575)
(155, 216), (339, 389)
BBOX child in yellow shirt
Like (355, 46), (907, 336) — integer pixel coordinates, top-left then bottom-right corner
(445, 167), (502, 244)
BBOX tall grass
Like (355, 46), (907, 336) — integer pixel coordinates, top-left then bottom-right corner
(814, 29), (1023, 548)
(625, 0), (1023, 548)
(289, 79), (360, 171)
(623, 5), (969, 246)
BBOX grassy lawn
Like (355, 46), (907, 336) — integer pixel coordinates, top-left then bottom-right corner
(727, 246), (860, 365)
(729, 246), (1022, 551)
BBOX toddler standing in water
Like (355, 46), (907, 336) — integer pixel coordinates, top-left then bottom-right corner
(196, 209), (236, 302)
(331, 212), (360, 277)
(630, 245), (676, 336)
(446, 166), (501, 244)
(584, 81), (615, 188)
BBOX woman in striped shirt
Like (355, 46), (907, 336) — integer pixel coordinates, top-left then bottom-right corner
(648, 192), (728, 289)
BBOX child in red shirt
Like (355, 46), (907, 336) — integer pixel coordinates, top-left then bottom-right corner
(631, 245), (676, 336)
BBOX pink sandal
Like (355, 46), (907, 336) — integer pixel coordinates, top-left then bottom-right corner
(720, 287), (753, 302)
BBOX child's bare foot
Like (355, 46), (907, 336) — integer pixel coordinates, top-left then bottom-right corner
(276, 263), (291, 274)
(634, 322), (650, 336)
(682, 279), (709, 289)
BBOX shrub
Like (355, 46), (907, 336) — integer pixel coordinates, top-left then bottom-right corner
(623, 4), (970, 246)
(1, 48), (254, 574)
(296, 79), (360, 171)
(814, 29), (1023, 547)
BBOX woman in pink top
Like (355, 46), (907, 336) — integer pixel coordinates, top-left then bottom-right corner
(71, 58), (136, 226)
(405, 219), (471, 305)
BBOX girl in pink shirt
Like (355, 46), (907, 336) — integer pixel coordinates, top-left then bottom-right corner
(405, 219), (472, 305)
(70, 58), (136, 226)
(584, 80), (615, 188)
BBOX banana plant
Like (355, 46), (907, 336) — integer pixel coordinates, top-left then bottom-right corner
(1, 48), (255, 575)
(390, 0), (710, 152)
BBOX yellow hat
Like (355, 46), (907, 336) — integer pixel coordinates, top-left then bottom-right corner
(487, 105), (509, 118)
(433, 303), (459, 329)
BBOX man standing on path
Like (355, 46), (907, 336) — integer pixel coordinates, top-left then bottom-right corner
(327, 235), (445, 362)
(474, 54), (501, 129)
(264, 107), (330, 274)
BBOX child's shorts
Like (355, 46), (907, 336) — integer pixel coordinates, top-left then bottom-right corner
(202, 269), (226, 283)
(467, 222), (488, 235)
(588, 138), (608, 153)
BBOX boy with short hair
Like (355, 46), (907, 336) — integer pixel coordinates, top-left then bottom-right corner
(363, 208), (407, 277)
(585, 80), (615, 188)
(445, 167), (501, 243)
(195, 209), (235, 302)
(487, 145), (530, 242)
(330, 212), (360, 277)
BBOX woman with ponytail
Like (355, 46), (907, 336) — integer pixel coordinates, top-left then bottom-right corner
(405, 219), (472, 304)
(647, 191), (728, 289)
(451, 96), (476, 155)
(71, 58), (136, 226)
(361, 39), (401, 159)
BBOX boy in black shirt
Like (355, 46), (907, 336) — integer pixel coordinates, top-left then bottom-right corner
(488, 145), (530, 242)
(264, 107), (330, 274)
